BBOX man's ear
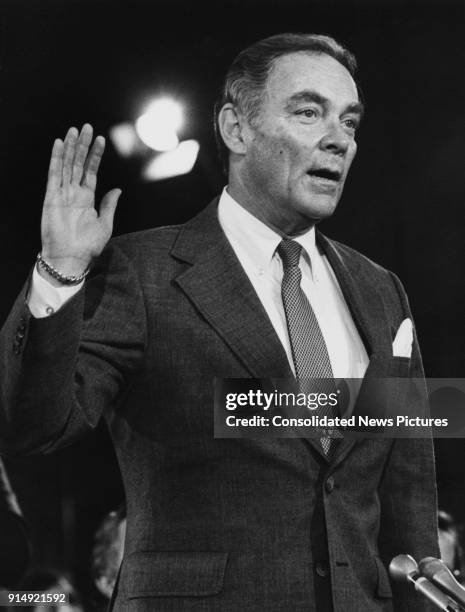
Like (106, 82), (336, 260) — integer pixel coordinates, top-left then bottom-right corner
(217, 103), (248, 155)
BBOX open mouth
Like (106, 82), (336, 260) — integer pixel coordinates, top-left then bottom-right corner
(307, 168), (342, 182)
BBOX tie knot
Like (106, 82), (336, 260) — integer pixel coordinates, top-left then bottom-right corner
(277, 239), (302, 269)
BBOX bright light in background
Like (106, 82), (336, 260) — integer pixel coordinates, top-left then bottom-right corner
(109, 122), (140, 157)
(143, 140), (200, 181)
(135, 98), (183, 152)
(109, 95), (199, 181)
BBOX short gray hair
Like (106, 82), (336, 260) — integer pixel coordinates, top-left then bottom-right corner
(214, 33), (359, 171)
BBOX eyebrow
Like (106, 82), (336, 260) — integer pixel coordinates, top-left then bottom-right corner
(286, 90), (365, 118)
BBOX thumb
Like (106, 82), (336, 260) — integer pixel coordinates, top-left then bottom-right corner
(99, 188), (122, 226)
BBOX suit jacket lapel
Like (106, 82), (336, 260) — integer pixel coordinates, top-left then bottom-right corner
(317, 232), (394, 465)
(317, 232), (391, 358)
(171, 199), (292, 379)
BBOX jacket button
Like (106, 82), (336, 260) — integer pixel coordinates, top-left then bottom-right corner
(316, 562), (329, 578)
(13, 342), (21, 355)
(16, 330), (25, 340)
(325, 477), (335, 493)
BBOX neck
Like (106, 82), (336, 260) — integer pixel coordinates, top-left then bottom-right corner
(226, 180), (316, 237)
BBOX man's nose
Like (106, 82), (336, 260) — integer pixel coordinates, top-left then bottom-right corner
(319, 121), (350, 156)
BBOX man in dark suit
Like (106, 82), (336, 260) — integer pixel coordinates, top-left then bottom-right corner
(0, 33), (439, 610)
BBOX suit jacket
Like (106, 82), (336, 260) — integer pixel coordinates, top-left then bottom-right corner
(0, 198), (439, 611)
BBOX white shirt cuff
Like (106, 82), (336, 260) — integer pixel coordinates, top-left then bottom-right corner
(28, 265), (84, 318)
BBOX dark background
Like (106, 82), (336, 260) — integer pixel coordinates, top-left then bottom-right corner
(1, 0), (464, 606)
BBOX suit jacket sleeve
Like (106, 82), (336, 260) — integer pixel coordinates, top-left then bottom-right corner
(378, 271), (440, 611)
(0, 241), (147, 455)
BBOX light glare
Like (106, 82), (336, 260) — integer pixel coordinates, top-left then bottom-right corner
(136, 98), (184, 152)
(143, 140), (200, 181)
(109, 122), (140, 157)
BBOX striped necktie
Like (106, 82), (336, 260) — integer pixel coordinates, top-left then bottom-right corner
(277, 238), (339, 457)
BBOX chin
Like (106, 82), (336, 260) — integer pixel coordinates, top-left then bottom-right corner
(300, 198), (339, 222)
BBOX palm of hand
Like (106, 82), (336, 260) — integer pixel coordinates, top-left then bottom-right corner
(41, 124), (121, 269)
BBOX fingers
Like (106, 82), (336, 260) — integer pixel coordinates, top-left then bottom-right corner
(82, 135), (106, 191)
(62, 127), (79, 186)
(46, 138), (64, 193)
(99, 188), (122, 228)
(48, 123), (106, 195)
(72, 124), (93, 184)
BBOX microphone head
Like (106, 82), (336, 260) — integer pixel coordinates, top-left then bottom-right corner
(419, 557), (447, 579)
(389, 554), (419, 582)
(419, 555), (465, 606)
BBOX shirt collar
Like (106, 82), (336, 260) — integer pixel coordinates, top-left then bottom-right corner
(217, 186), (318, 271)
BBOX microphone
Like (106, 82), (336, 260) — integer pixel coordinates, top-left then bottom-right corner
(389, 555), (461, 611)
(419, 557), (465, 609)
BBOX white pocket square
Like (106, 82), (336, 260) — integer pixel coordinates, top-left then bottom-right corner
(392, 318), (413, 358)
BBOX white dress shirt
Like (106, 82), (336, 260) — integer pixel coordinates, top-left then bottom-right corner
(28, 187), (369, 381)
(28, 266), (84, 318)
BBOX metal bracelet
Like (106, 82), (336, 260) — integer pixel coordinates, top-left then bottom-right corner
(36, 252), (90, 285)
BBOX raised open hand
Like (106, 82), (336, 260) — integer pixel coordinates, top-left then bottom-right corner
(40, 124), (121, 279)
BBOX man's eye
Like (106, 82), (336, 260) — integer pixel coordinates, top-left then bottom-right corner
(296, 109), (318, 119)
(343, 118), (359, 131)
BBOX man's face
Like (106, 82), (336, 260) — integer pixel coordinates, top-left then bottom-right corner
(237, 52), (362, 234)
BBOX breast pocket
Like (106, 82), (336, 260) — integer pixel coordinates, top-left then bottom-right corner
(121, 551), (229, 599)
(389, 356), (411, 378)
